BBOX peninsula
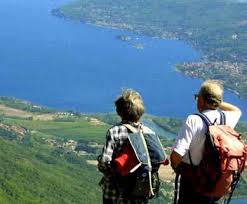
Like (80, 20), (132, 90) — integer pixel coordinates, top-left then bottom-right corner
(52, 0), (247, 99)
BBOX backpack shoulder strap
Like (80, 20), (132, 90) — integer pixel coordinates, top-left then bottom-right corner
(195, 113), (212, 127)
(196, 111), (226, 126)
(219, 111), (226, 125)
(122, 124), (139, 133)
(188, 113), (212, 166)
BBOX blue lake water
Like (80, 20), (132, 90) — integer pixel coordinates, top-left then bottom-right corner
(0, 0), (247, 121)
(232, 199), (247, 204)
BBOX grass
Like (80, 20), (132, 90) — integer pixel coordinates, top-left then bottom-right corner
(0, 100), (246, 203)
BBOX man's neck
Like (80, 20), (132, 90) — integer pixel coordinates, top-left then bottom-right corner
(199, 106), (217, 113)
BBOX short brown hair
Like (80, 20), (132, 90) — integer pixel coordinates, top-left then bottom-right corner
(115, 89), (145, 122)
(199, 80), (224, 108)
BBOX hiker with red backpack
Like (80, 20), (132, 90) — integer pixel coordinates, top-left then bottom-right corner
(97, 89), (167, 204)
(170, 80), (246, 204)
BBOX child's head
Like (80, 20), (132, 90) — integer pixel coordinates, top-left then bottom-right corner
(115, 89), (145, 122)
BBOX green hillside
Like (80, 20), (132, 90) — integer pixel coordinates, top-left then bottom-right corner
(0, 118), (105, 203)
(53, 0), (247, 99)
(0, 98), (176, 203)
(0, 97), (246, 203)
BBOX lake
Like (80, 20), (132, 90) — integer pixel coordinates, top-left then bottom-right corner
(231, 199), (247, 204)
(0, 0), (247, 121)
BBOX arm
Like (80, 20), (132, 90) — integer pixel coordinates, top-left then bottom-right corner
(170, 151), (183, 172)
(219, 101), (242, 128)
(219, 101), (241, 112)
(171, 115), (197, 172)
(98, 130), (115, 174)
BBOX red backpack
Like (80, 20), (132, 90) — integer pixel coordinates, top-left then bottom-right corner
(188, 112), (247, 200)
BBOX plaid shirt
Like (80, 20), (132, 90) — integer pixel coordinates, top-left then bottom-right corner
(98, 122), (148, 204)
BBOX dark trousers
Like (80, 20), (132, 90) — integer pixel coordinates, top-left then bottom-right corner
(103, 196), (148, 204)
(176, 176), (221, 204)
(103, 197), (114, 204)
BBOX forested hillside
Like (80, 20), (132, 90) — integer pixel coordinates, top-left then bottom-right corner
(0, 98), (178, 203)
(0, 98), (246, 203)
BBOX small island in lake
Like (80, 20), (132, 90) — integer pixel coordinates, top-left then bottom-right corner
(116, 35), (132, 42)
(132, 43), (144, 50)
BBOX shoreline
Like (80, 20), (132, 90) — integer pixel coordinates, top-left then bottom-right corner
(51, 0), (247, 100)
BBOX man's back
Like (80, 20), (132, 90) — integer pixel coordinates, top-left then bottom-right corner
(174, 109), (242, 165)
(170, 80), (243, 204)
